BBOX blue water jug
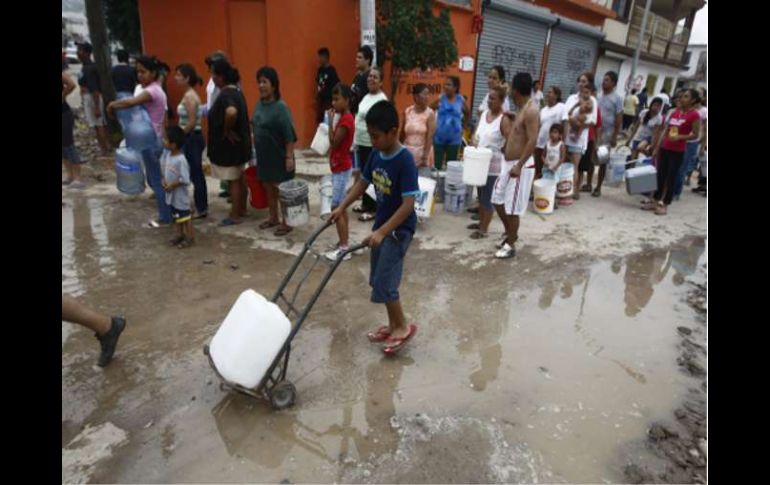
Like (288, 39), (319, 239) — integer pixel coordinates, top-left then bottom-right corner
(115, 147), (146, 195)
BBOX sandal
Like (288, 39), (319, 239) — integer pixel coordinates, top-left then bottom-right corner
(382, 324), (417, 355)
(274, 225), (293, 236)
(580, 184), (592, 193)
(193, 212), (208, 220)
(259, 220), (280, 230)
(168, 235), (185, 246)
(367, 326), (392, 342)
(641, 201), (657, 211)
(358, 213), (375, 222)
(352, 205), (366, 213)
(592, 188), (601, 197)
(467, 223), (481, 230)
(220, 218), (243, 227)
(177, 238), (195, 249)
(470, 231), (488, 240)
(654, 204), (668, 216)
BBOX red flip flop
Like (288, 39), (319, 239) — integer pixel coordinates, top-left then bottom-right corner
(382, 324), (417, 356)
(367, 326), (392, 342)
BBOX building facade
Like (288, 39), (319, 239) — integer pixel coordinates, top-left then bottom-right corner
(677, 43), (707, 91)
(137, 0), (481, 147)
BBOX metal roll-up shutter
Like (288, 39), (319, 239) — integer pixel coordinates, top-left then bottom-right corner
(544, 21), (603, 99)
(472, 1), (551, 122)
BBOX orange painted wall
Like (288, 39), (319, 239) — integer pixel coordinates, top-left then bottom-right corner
(382, 1), (481, 123)
(137, 0), (478, 146)
(138, 0), (360, 146)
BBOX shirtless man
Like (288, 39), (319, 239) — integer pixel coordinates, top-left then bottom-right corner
(491, 72), (540, 259)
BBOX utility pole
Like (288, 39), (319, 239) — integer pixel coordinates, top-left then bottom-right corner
(84, 0), (120, 135)
(629, 0), (652, 94)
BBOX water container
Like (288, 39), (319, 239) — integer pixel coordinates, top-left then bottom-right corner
(435, 171), (446, 203)
(319, 174), (334, 219)
(607, 152), (628, 186)
(595, 144), (611, 165)
(310, 123), (330, 156)
(462, 147), (493, 186)
(532, 179), (557, 215)
(123, 119), (158, 152)
(278, 179), (310, 227)
(415, 176), (437, 219)
(556, 162), (575, 199)
(209, 289), (292, 389)
(445, 161), (466, 195)
(625, 165), (658, 195)
(444, 192), (466, 214)
(244, 166), (268, 209)
(115, 147), (146, 195)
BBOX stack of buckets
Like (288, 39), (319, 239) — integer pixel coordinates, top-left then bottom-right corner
(444, 161), (466, 214)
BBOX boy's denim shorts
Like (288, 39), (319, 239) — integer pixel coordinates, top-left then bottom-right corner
(370, 229), (413, 303)
(332, 169), (352, 207)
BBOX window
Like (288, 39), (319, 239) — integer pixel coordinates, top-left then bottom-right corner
(645, 74), (658, 94)
(612, 0), (632, 21)
(662, 77), (674, 95)
(683, 51), (692, 66)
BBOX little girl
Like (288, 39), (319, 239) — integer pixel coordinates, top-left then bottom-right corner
(542, 124), (566, 179)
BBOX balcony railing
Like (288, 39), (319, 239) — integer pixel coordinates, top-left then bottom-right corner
(625, 4), (691, 64)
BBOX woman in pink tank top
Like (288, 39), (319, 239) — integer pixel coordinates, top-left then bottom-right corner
(399, 83), (435, 167)
(107, 56), (172, 226)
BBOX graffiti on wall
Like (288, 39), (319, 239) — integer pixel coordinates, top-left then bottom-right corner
(546, 47), (594, 97)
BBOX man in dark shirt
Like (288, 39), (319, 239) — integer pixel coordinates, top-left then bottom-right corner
(351, 45), (373, 115)
(315, 47), (339, 123)
(111, 49), (137, 97)
(77, 42), (111, 155)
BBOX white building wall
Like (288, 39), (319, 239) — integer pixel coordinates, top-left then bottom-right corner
(680, 46), (706, 78)
(617, 57), (681, 96)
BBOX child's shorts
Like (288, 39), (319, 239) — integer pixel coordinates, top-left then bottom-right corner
(369, 229), (413, 303)
(172, 208), (192, 224)
(566, 144), (584, 155)
(332, 168), (352, 207)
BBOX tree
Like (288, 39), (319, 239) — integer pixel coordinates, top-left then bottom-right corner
(84, 0), (120, 135)
(104, 0), (142, 54)
(376, 0), (459, 98)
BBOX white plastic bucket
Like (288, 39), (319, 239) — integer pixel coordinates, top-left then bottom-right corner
(607, 153), (627, 186)
(533, 179), (556, 215)
(310, 123), (330, 156)
(279, 180), (310, 227)
(415, 176), (437, 218)
(462, 147), (493, 186)
(556, 162), (575, 198)
(319, 175), (333, 219)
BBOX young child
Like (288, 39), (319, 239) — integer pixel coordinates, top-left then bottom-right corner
(567, 85), (594, 146)
(162, 126), (195, 248)
(324, 83), (355, 262)
(542, 124), (566, 178)
(329, 100), (419, 355)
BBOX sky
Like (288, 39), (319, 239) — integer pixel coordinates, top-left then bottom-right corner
(689, 3), (708, 45)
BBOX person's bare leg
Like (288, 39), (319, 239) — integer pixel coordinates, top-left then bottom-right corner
(64, 161), (75, 182)
(62, 295), (110, 335)
(479, 206), (493, 233)
(595, 164), (607, 193)
(494, 204), (511, 236)
(336, 209), (349, 246)
(263, 182), (279, 224)
(274, 182), (291, 229)
(505, 215), (520, 246)
(184, 220), (195, 242)
(96, 126), (111, 155)
(228, 178), (243, 222)
(385, 300), (408, 340)
(571, 153), (582, 198)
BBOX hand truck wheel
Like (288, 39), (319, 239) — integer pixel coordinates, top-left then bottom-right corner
(269, 381), (297, 410)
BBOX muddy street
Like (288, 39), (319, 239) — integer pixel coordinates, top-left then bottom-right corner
(62, 171), (707, 483)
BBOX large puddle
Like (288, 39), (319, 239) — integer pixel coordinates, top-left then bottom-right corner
(62, 191), (706, 483)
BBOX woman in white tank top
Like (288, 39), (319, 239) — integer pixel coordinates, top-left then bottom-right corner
(469, 86), (510, 240)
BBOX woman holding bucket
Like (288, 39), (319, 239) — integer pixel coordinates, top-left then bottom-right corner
(252, 66), (298, 236)
(400, 83), (435, 167)
(467, 85), (510, 240)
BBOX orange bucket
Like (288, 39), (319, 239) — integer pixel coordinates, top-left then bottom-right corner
(244, 166), (268, 209)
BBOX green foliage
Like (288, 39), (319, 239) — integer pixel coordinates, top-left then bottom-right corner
(104, 0), (142, 54)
